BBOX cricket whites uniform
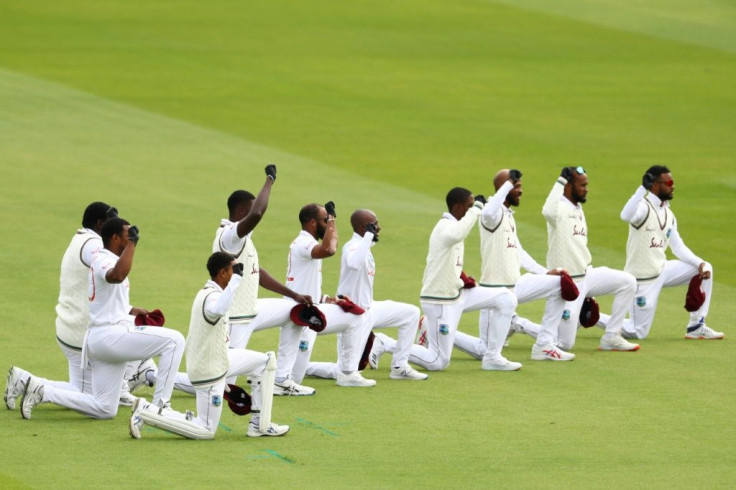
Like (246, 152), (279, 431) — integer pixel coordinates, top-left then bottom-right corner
(281, 231), (365, 383)
(213, 220), (299, 358)
(453, 181), (568, 359)
(37, 248), (185, 419)
(411, 201), (517, 371)
(596, 187), (715, 339)
(306, 231), (422, 378)
(543, 177), (636, 350)
(138, 276), (272, 439)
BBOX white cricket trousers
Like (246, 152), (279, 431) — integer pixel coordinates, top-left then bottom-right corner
(557, 267), (636, 350)
(454, 273), (566, 358)
(306, 300), (420, 379)
(597, 260), (713, 339)
(228, 298), (298, 351)
(43, 323), (185, 419)
(280, 304), (367, 383)
(412, 287), (517, 371)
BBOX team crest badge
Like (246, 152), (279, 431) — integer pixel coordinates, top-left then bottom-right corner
(666, 228), (672, 239)
(636, 296), (646, 308)
(439, 324), (449, 335)
(212, 394), (222, 407)
(299, 340), (309, 352)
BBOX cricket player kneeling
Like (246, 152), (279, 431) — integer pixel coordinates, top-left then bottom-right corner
(129, 252), (288, 439)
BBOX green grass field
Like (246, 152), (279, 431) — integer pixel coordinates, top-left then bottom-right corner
(1, 1), (734, 488)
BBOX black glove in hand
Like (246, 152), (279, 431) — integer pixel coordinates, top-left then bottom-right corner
(127, 225), (140, 245)
(232, 263), (244, 276)
(642, 172), (655, 190)
(365, 222), (377, 235)
(106, 206), (118, 219)
(474, 194), (487, 205)
(265, 164), (277, 181)
(509, 169), (522, 182)
(560, 167), (574, 182)
(325, 201), (336, 218)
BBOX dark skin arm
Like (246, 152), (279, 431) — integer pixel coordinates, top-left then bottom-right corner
(259, 267), (313, 305)
(236, 177), (274, 238)
(105, 240), (135, 284)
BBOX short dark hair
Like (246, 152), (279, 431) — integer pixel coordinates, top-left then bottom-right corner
(298, 203), (322, 225)
(207, 251), (235, 279)
(445, 187), (472, 211)
(82, 201), (113, 229)
(645, 165), (670, 180)
(227, 190), (255, 214)
(100, 217), (130, 247)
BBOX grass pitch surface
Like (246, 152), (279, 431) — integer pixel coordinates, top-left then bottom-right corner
(1, 1), (734, 488)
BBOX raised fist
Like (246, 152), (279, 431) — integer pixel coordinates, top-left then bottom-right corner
(474, 194), (487, 205)
(509, 169), (522, 182)
(232, 263), (244, 276)
(560, 167), (574, 182)
(642, 172), (655, 190)
(127, 225), (140, 245)
(265, 164), (277, 182)
(325, 201), (336, 218)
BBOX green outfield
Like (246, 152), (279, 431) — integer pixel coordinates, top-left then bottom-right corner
(1, 0), (734, 488)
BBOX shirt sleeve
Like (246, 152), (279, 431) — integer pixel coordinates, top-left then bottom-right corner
(668, 219), (703, 268)
(80, 237), (103, 268)
(219, 223), (247, 255)
(204, 275), (242, 320)
(345, 234), (373, 270)
(620, 186), (649, 226)
(438, 203), (484, 246)
(542, 178), (566, 223)
(518, 241), (547, 274)
(480, 181), (512, 230)
(292, 237), (317, 261)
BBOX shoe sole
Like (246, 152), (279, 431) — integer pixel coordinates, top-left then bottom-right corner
(273, 389), (315, 396)
(5, 367), (16, 410)
(389, 375), (428, 380)
(598, 345), (641, 351)
(481, 365), (522, 371)
(336, 382), (376, 387)
(530, 355), (574, 361)
(684, 336), (724, 340)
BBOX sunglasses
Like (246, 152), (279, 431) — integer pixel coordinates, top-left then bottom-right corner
(574, 166), (585, 174)
(657, 179), (674, 187)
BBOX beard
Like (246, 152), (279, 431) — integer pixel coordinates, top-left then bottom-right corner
(573, 190), (587, 204)
(657, 189), (673, 201)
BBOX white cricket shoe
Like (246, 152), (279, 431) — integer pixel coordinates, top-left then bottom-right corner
(129, 397), (146, 439)
(685, 324), (724, 340)
(481, 357), (522, 371)
(599, 334), (640, 351)
(415, 315), (428, 347)
(273, 376), (316, 396)
(126, 359), (156, 392)
(247, 420), (290, 437)
(5, 366), (28, 411)
(336, 371), (376, 387)
(389, 365), (428, 380)
(368, 333), (389, 369)
(20, 377), (44, 420)
(119, 392), (137, 407)
(531, 343), (575, 361)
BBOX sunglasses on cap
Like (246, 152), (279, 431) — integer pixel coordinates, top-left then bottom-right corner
(574, 166), (585, 174)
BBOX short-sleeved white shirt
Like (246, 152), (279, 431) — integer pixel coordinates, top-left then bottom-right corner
(337, 232), (375, 308)
(285, 230), (321, 299)
(88, 249), (131, 327)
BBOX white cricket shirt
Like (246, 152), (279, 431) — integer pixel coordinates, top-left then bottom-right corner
(88, 248), (132, 327)
(285, 230), (322, 299)
(337, 232), (376, 308)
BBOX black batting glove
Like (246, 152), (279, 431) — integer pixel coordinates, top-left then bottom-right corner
(509, 169), (522, 182)
(642, 172), (655, 190)
(560, 167), (574, 182)
(365, 222), (377, 235)
(325, 201), (336, 218)
(127, 225), (140, 245)
(232, 263), (244, 276)
(474, 194), (487, 205)
(265, 164), (277, 182)
(106, 206), (119, 219)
